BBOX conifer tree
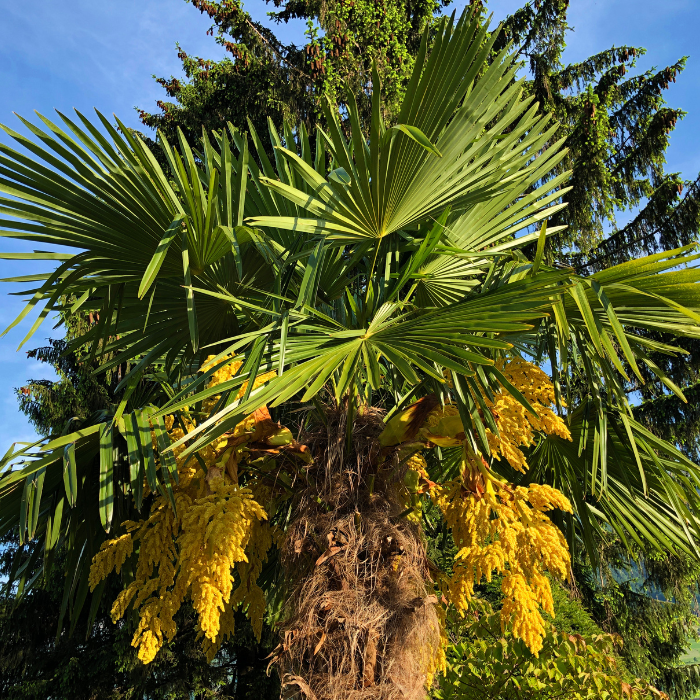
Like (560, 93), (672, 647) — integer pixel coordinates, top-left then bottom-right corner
(139, 0), (451, 145)
(488, 0), (700, 495)
(492, 1), (696, 255)
(17, 338), (114, 437)
(573, 545), (700, 700)
(139, 0), (700, 259)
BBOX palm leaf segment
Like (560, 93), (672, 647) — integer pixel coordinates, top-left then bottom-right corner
(250, 11), (569, 246)
(1, 5), (700, 619)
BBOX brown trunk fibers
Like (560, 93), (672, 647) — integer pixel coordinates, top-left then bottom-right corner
(272, 406), (441, 700)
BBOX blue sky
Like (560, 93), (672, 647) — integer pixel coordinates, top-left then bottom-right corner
(0, 0), (698, 447)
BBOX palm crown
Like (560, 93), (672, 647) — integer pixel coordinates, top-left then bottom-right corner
(1, 8), (700, 698)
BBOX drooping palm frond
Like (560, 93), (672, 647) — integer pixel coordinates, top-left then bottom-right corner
(526, 399), (700, 565)
(1, 421), (122, 630)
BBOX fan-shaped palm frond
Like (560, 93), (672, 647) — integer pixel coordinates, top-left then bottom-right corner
(526, 399), (700, 564)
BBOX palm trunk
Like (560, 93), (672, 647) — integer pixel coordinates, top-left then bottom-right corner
(273, 406), (441, 700)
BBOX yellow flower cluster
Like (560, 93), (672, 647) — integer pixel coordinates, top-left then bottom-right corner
(382, 358), (575, 658)
(199, 481), (278, 661)
(103, 494), (182, 663)
(178, 480), (267, 641)
(433, 478), (572, 656)
(230, 516), (273, 639)
(88, 532), (133, 589)
(90, 355), (278, 665)
(424, 604), (449, 688)
(400, 453), (431, 523)
(202, 355), (244, 387)
(201, 601), (237, 663)
(383, 358), (569, 473)
(484, 358), (571, 472)
(91, 479), (265, 664)
(163, 413), (218, 478)
(201, 354), (276, 414)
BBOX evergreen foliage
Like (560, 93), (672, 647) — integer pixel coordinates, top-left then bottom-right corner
(627, 333), (700, 461)
(0, 533), (279, 699)
(16, 338), (114, 437)
(634, 380), (700, 462)
(574, 545), (700, 700)
(139, 0), (450, 145)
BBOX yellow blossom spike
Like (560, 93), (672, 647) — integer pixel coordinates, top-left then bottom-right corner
(385, 358), (572, 473)
(89, 358), (277, 665)
(432, 477), (572, 656)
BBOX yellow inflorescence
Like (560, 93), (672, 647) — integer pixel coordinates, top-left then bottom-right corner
(92, 479), (266, 664)
(201, 354), (276, 414)
(382, 357), (576, 659)
(400, 453), (431, 523)
(227, 478), (278, 646)
(202, 600), (237, 663)
(484, 358), (571, 472)
(419, 359), (570, 474)
(424, 604), (449, 688)
(90, 355), (278, 665)
(177, 480), (267, 641)
(433, 479), (572, 656)
(88, 532), (133, 590)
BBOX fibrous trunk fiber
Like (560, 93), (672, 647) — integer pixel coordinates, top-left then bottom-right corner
(273, 407), (441, 700)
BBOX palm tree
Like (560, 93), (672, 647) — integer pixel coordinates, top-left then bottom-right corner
(1, 8), (700, 699)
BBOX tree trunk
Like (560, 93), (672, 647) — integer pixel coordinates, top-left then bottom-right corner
(272, 406), (441, 700)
